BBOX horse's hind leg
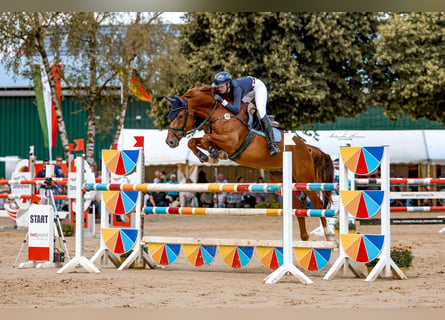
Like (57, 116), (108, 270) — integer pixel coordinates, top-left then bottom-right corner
(288, 140), (334, 241)
(269, 171), (309, 241)
(305, 191), (335, 241)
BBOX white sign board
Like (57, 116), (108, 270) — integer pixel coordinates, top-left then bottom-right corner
(28, 204), (54, 262)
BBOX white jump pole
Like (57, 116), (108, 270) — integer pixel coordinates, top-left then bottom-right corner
(264, 146), (313, 285)
(58, 154), (100, 274)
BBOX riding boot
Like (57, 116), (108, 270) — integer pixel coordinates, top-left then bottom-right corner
(261, 116), (280, 157)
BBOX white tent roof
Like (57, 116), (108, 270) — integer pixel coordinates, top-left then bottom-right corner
(118, 128), (237, 166)
(286, 130), (445, 165)
(119, 129), (445, 166)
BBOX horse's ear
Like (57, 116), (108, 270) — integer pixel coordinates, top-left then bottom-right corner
(165, 96), (175, 104)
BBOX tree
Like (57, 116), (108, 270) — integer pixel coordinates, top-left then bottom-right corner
(64, 12), (185, 165)
(1, 12), (185, 166)
(151, 12), (385, 130)
(372, 13), (445, 124)
(112, 12), (185, 145)
(0, 12), (71, 160)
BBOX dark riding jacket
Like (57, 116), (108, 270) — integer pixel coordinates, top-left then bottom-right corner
(225, 77), (254, 115)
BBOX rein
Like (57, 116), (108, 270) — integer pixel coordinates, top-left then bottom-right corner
(169, 95), (252, 159)
(167, 108), (192, 141)
(186, 100), (219, 137)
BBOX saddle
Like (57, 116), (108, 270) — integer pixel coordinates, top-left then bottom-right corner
(228, 104), (282, 161)
(246, 104), (281, 143)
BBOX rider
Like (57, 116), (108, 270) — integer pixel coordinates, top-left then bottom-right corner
(211, 71), (280, 157)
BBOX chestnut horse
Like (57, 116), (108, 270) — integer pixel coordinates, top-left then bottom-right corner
(165, 85), (335, 241)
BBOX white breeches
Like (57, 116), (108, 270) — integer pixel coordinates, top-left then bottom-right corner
(242, 78), (267, 118)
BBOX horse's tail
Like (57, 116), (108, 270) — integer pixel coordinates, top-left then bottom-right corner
(308, 145), (334, 209)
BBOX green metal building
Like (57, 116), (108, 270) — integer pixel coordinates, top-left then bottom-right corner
(0, 92), (155, 177)
(1, 90), (444, 178)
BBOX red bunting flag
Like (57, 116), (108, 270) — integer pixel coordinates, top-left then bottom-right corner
(73, 139), (84, 152)
(134, 136), (144, 148)
(31, 194), (41, 204)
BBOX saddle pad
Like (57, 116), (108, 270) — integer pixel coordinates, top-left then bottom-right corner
(247, 113), (282, 143)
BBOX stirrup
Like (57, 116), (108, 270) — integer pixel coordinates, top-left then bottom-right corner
(268, 143), (280, 156)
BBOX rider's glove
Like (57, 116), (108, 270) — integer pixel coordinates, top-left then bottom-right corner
(214, 94), (231, 108)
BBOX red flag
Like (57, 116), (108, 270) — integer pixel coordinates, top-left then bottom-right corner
(134, 136), (144, 148)
(31, 194), (41, 204)
(129, 71), (151, 102)
(69, 143), (75, 152)
(73, 139), (84, 152)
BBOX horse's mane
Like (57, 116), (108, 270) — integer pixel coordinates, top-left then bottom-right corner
(183, 85), (214, 99)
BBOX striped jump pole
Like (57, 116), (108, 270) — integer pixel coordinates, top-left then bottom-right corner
(84, 182), (338, 193)
(143, 206), (338, 217)
(0, 194), (67, 200)
(390, 206), (445, 212)
(0, 177), (101, 186)
(355, 177), (445, 185)
(0, 178), (68, 185)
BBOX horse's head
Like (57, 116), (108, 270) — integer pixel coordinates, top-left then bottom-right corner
(165, 95), (195, 148)
(165, 86), (219, 148)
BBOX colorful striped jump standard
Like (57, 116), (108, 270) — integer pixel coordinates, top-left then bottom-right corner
(143, 206), (338, 217)
(84, 182), (338, 193)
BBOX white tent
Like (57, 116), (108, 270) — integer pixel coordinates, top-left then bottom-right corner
(289, 130), (445, 165)
(118, 128), (237, 166)
(119, 129), (445, 166)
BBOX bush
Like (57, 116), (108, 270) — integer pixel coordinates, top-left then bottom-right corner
(61, 223), (74, 236)
(365, 245), (413, 268)
(334, 221), (356, 230)
(255, 201), (282, 209)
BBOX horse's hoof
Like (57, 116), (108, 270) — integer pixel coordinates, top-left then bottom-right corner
(300, 233), (309, 241)
(208, 158), (219, 164)
(325, 233), (335, 242)
(197, 151), (209, 163)
(208, 145), (220, 159)
(219, 151), (229, 160)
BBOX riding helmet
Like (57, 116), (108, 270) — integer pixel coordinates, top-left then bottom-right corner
(212, 71), (232, 88)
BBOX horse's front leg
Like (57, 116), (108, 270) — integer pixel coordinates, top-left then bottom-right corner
(200, 134), (232, 160)
(188, 138), (209, 163)
(305, 190), (335, 241)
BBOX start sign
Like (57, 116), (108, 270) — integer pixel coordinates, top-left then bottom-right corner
(28, 204), (54, 262)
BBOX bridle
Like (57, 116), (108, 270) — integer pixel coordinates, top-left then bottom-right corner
(168, 96), (219, 139)
(167, 94), (249, 139)
(168, 107), (193, 141)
